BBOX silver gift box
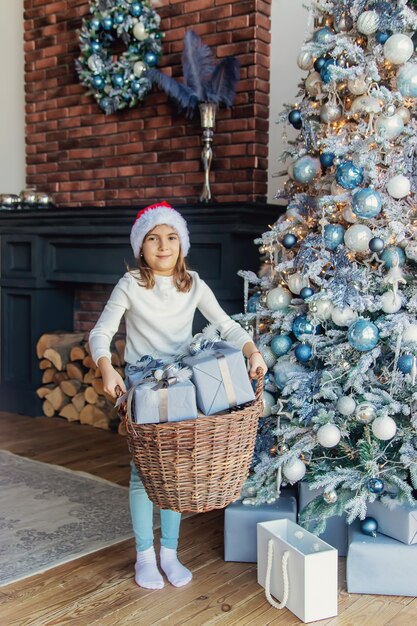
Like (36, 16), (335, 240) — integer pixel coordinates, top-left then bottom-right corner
(366, 499), (417, 545)
(132, 380), (197, 424)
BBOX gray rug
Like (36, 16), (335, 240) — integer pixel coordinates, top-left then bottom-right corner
(0, 450), (134, 587)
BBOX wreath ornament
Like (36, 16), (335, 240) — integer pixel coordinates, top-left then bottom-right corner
(76, 0), (163, 114)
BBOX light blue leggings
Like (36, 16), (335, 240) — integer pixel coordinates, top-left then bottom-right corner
(129, 461), (182, 552)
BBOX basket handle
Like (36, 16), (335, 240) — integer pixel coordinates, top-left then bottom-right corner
(115, 385), (135, 436)
(254, 367), (264, 403)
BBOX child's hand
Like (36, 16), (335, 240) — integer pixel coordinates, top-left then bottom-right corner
(248, 351), (268, 379)
(99, 358), (126, 398)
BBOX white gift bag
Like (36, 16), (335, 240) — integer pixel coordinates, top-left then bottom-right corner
(257, 519), (338, 623)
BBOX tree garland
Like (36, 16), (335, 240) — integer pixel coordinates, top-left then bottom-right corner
(76, 0), (163, 114)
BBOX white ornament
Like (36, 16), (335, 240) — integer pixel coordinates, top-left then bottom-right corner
(133, 22), (148, 41)
(320, 103), (342, 123)
(403, 325), (417, 343)
(310, 298), (333, 321)
(133, 61), (146, 77)
(348, 76), (368, 95)
(317, 423), (341, 448)
(372, 415), (397, 440)
(357, 10), (380, 36)
(384, 34), (414, 65)
(380, 290), (402, 314)
(282, 458), (306, 483)
(344, 224), (373, 253)
(297, 50), (314, 71)
(266, 286), (292, 311)
(337, 395), (356, 416)
(305, 71), (322, 97)
(397, 106), (411, 124)
(375, 114), (404, 140)
(387, 175), (410, 199)
(331, 306), (357, 327)
(350, 95), (382, 116)
(259, 346), (277, 369)
(343, 206), (358, 223)
(287, 273), (308, 295)
(87, 54), (104, 73)
(261, 390), (276, 417)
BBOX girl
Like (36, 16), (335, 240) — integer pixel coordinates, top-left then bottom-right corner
(89, 201), (267, 590)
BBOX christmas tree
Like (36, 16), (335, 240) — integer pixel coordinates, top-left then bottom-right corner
(238, 0), (417, 534)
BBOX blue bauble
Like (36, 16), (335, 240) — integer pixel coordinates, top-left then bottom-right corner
(360, 517), (378, 537)
(313, 26), (334, 45)
(270, 335), (293, 357)
(320, 59), (337, 84)
(113, 11), (125, 24)
(288, 109), (302, 128)
(295, 343), (312, 362)
(380, 246), (406, 269)
(324, 224), (345, 250)
(90, 40), (101, 53)
(352, 188), (382, 219)
(99, 96), (113, 112)
(336, 161), (364, 190)
(144, 51), (158, 66)
(300, 287), (314, 299)
(397, 63), (417, 98)
(348, 319), (379, 352)
(247, 293), (260, 313)
(131, 79), (141, 93)
(101, 16), (113, 30)
(282, 233), (297, 249)
(90, 17), (101, 30)
(320, 152), (335, 168)
(367, 478), (384, 494)
(369, 237), (384, 253)
(376, 30), (391, 44)
(293, 156), (321, 184)
(293, 315), (315, 339)
(314, 56), (327, 71)
(92, 75), (104, 89)
(131, 2), (143, 17)
(398, 354), (413, 374)
(112, 73), (124, 88)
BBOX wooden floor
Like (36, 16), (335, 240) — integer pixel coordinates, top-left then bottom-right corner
(1, 414), (417, 626)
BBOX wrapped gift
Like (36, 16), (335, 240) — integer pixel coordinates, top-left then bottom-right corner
(347, 520), (417, 596)
(183, 341), (255, 415)
(224, 494), (297, 563)
(299, 482), (347, 556)
(366, 499), (417, 545)
(257, 519), (338, 623)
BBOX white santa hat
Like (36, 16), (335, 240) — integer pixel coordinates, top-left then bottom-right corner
(130, 201), (190, 259)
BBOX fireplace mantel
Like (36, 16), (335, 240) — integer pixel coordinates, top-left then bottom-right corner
(0, 202), (282, 415)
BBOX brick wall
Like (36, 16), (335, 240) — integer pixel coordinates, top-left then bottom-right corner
(23, 0), (271, 206)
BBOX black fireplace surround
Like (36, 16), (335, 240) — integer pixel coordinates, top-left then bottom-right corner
(0, 202), (281, 416)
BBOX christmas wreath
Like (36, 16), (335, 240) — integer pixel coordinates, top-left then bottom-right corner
(76, 0), (163, 114)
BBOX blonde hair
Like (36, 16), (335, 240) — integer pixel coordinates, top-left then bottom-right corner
(130, 248), (193, 292)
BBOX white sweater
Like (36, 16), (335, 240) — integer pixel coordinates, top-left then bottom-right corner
(89, 270), (253, 366)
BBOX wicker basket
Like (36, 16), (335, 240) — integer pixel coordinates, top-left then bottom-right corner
(118, 368), (264, 513)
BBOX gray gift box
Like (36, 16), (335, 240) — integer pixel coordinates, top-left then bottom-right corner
(347, 520), (417, 596)
(183, 341), (255, 415)
(224, 494), (297, 562)
(132, 380), (197, 424)
(366, 499), (417, 545)
(299, 482), (347, 556)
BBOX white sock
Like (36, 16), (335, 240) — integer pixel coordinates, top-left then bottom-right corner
(160, 546), (192, 587)
(134, 546), (164, 590)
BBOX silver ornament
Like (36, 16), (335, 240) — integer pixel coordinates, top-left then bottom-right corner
(384, 104), (396, 116)
(384, 34), (414, 65)
(266, 286), (292, 311)
(405, 243), (417, 262)
(355, 402), (376, 424)
(334, 13), (353, 33)
(87, 54), (104, 74)
(260, 345), (277, 368)
(305, 71), (323, 97)
(357, 10), (380, 36)
(297, 50), (314, 71)
(375, 114), (404, 140)
(320, 102), (342, 123)
(323, 490), (338, 504)
(348, 76), (368, 95)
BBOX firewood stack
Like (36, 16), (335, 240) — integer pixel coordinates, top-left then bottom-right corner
(36, 332), (125, 433)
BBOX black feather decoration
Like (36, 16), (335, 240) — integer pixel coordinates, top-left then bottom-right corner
(182, 30), (215, 101)
(206, 57), (240, 107)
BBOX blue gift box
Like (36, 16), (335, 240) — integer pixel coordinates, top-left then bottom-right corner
(224, 494), (297, 563)
(299, 482), (347, 556)
(347, 520), (417, 596)
(366, 499), (417, 545)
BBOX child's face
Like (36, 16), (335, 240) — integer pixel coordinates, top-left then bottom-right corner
(141, 224), (181, 275)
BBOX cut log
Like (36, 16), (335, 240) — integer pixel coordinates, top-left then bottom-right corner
(70, 345), (86, 361)
(60, 379), (82, 397)
(84, 386), (98, 405)
(114, 338), (126, 364)
(36, 332), (84, 359)
(79, 404), (109, 430)
(42, 399), (55, 417)
(83, 369), (95, 384)
(42, 367), (57, 384)
(53, 371), (68, 385)
(91, 378), (104, 396)
(45, 386), (70, 412)
(59, 404), (80, 421)
(39, 359), (53, 370)
(84, 341), (91, 355)
(83, 355), (95, 369)
(36, 384), (55, 399)
(72, 392), (86, 413)
(43, 346), (71, 371)
(66, 362), (85, 381)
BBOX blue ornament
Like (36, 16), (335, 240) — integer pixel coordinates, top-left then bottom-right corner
(367, 478), (384, 494)
(293, 156), (321, 184)
(112, 73), (124, 88)
(247, 293), (260, 313)
(380, 246), (406, 269)
(376, 30), (391, 44)
(131, 79), (141, 93)
(320, 59), (337, 84)
(324, 224), (345, 250)
(90, 17), (101, 30)
(270, 335), (293, 357)
(369, 237), (384, 253)
(320, 152), (335, 168)
(295, 343), (312, 362)
(288, 109), (302, 129)
(360, 517), (378, 537)
(99, 96), (113, 112)
(144, 51), (158, 66)
(130, 2), (143, 17)
(300, 287), (314, 299)
(90, 40), (101, 53)
(314, 56), (327, 71)
(398, 354), (413, 374)
(92, 75), (104, 89)
(282, 233), (297, 249)
(348, 319), (379, 352)
(113, 11), (125, 24)
(352, 188), (382, 219)
(313, 26), (334, 45)
(293, 315), (315, 339)
(397, 63), (417, 98)
(101, 16), (113, 30)
(335, 161), (364, 189)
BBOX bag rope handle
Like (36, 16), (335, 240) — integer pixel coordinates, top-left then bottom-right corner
(254, 366), (264, 404)
(264, 539), (290, 610)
